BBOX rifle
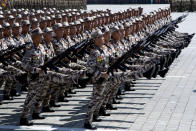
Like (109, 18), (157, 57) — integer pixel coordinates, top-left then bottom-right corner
(0, 42), (31, 66)
(96, 14), (188, 84)
(107, 14), (188, 75)
(40, 38), (91, 73)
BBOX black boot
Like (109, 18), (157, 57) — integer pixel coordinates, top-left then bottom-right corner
(68, 89), (76, 94)
(106, 104), (117, 110)
(21, 85), (28, 92)
(32, 113), (45, 120)
(58, 96), (69, 102)
(159, 68), (169, 78)
(50, 100), (61, 107)
(42, 106), (55, 113)
(152, 65), (160, 78)
(20, 118), (33, 126)
(129, 88), (136, 91)
(113, 98), (120, 104)
(93, 115), (102, 122)
(124, 83), (131, 91)
(3, 95), (13, 100)
(116, 95), (123, 100)
(99, 107), (110, 116)
(128, 82), (136, 91)
(84, 122), (97, 130)
(78, 78), (90, 89)
(10, 89), (20, 97)
(117, 89), (124, 95)
(189, 33), (195, 39)
(143, 65), (155, 80)
(64, 92), (72, 98)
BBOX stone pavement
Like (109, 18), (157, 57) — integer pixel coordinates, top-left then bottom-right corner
(0, 14), (196, 131)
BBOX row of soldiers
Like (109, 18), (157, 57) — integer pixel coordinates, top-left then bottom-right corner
(0, 6), (194, 130)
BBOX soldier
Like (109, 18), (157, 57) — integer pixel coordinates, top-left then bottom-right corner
(41, 27), (57, 112)
(0, 25), (6, 50)
(39, 17), (47, 30)
(7, 15), (15, 26)
(21, 20), (32, 43)
(15, 14), (22, 25)
(0, 25), (6, 101)
(2, 22), (18, 100)
(31, 18), (39, 30)
(84, 29), (108, 129)
(12, 23), (25, 46)
(20, 27), (70, 125)
(0, 15), (4, 25)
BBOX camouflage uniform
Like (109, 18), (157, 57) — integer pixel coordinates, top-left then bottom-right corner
(20, 41), (68, 119)
(85, 45), (108, 124)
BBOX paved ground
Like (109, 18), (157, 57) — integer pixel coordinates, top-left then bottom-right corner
(0, 7), (196, 131)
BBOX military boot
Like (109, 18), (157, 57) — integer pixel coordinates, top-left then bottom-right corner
(84, 122), (97, 130)
(99, 107), (110, 116)
(3, 91), (13, 100)
(10, 89), (20, 97)
(64, 92), (72, 98)
(32, 113), (45, 119)
(106, 104), (117, 110)
(152, 65), (160, 78)
(58, 96), (69, 102)
(42, 106), (55, 113)
(20, 118), (33, 126)
(50, 100), (61, 107)
(68, 89), (76, 94)
(93, 115), (102, 122)
(113, 98), (120, 104)
(159, 68), (169, 78)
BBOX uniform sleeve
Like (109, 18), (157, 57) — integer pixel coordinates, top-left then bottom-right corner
(22, 49), (39, 74)
(87, 51), (103, 80)
(87, 53), (97, 75)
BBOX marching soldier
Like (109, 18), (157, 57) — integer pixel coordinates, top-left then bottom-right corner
(84, 29), (108, 129)
(20, 27), (70, 125)
(21, 20), (32, 43)
(0, 7), (194, 130)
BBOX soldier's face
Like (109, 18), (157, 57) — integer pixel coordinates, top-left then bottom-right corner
(4, 27), (12, 37)
(44, 32), (52, 42)
(22, 25), (30, 33)
(70, 26), (76, 35)
(12, 27), (21, 36)
(95, 35), (105, 47)
(8, 19), (15, 25)
(125, 28), (129, 36)
(84, 22), (91, 29)
(32, 23), (38, 30)
(16, 19), (21, 24)
(64, 27), (70, 35)
(55, 28), (64, 38)
(40, 22), (46, 29)
(33, 34), (42, 45)
(103, 32), (111, 43)
(76, 25), (81, 32)
(112, 31), (120, 41)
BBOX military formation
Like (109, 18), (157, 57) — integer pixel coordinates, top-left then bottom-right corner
(0, 7), (194, 130)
